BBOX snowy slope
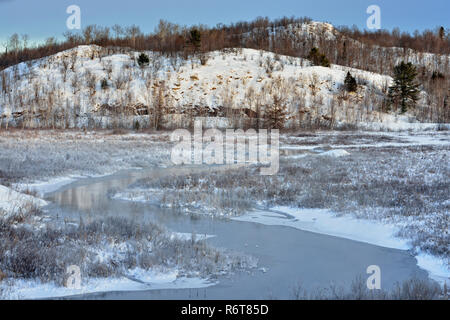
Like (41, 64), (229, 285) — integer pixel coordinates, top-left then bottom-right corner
(245, 20), (450, 70)
(0, 185), (47, 217)
(0, 28), (444, 129)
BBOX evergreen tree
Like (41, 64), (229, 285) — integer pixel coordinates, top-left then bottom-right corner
(133, 120), (140, 131)
(137, 53), (150, 67)
(307, 47), (330, 67)
(189, 29), (201, 51)
(344, 72), (357, 92)
(431, 71), (445, 81)
(439, 26), (445, 40)
(101, 78), (109, 90)
(388, 62), (420, 113)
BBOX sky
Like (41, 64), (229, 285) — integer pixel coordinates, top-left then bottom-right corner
(0, 0), (448, 49)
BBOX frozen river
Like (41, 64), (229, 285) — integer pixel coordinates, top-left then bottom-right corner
(44, 166), (430, 299)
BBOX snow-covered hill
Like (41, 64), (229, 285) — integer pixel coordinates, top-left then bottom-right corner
(245, 20), (450, 71)
(0, 41), (438, 130)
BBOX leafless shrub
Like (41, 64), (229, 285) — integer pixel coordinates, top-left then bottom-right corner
(199, 53), (209, 66)
(0, 212), (255, 288)
(103, 60), (113, 79)
(85, 70), (97, 94)
(71, 72), (79, 93)
(114, 71), (127, 90)
(390, 278), (442, 300)
(264, 57), (275, 74)
(69, 51), (77, 71)
(60, 57), (70, 82)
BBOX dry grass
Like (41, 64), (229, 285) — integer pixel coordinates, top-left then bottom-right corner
(0, 129), (172, 185)
(290, 277), (445, 300)
(0, 203), (256, 288)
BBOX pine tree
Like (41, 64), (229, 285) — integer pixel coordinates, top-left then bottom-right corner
(388, 62), (420, 113)
(439, 26), (445, 40)
(137, 53), (150, 67)
(431, 71), (445, 81)
(344, 72), (357, 92)
(307, 47), (330, 67)
(101, 78), (109, 90)
(133, 120), (140, 131)
(189, 29), (201, 51)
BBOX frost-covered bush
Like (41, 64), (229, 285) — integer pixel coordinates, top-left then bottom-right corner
(0, 130), (171, 185)
(0, 211), (255, 287)
(291, 276), (443, 300)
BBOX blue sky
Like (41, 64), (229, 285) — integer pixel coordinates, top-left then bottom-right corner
(0, 0), (448, 49)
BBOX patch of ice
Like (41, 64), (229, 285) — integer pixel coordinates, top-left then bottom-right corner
(171, 232), (216, 241)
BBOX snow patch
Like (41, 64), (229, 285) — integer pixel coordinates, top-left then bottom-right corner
(233, 206), (409, 249)
(416, 254), (450, 285)
(171, 232), (216, 242)
(15, 176), (79, 196)
(318, 149), (350, 157)
(1, 268), (215, 300)
(0, 185), (47, 214)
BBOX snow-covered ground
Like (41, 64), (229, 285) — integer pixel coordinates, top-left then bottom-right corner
(0, 130), (172, 187)
(234, 207), (410, 250)
(15, 176), (80, 196)
(281, 130), (450, 151)
(2, 268), (215, 300)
